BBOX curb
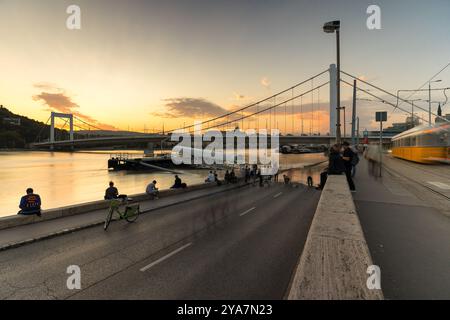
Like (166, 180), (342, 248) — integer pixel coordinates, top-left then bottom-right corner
(0, 183), (249, 252)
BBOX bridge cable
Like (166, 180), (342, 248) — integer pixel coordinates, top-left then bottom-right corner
(196, 81), (330, 133)
(341, 70), (449, 123)
(34, 116), (51, 143)
(341, 79), (429, 125)
(165, 69), (329, 134)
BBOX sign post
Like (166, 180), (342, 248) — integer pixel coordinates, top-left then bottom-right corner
(375, 112), (387, 177)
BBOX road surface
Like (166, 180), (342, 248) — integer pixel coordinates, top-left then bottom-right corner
(0, 183), (320, 300)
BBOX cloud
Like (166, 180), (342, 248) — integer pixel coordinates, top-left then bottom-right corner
(260, 76), (271, 89)
(155, 98), (229, 119)
(33, 92), (80, 114)
(32, 84), (118, 131)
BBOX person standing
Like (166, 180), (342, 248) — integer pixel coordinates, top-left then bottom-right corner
(244, 166), (250, 183)
(342, 141), (356, 192)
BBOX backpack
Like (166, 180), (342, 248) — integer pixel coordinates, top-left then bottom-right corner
(351, 152), (360, 166)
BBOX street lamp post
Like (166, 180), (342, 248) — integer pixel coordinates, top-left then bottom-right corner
(429, 80), (442, 125)
(340, 106), (346, 139)
(409, 98), (422, 127)
(323, 20), (341, 144)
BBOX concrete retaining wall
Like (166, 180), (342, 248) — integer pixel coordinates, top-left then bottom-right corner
(0, 182), (216, 231)
(287, 175), (383, 300)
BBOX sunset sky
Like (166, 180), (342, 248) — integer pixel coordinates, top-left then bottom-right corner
(0, 0), (449, 134)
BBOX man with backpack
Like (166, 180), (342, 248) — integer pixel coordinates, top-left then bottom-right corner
(342, 141), (356, 192)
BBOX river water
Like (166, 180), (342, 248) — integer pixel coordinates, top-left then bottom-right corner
(0, 151), (326, 217)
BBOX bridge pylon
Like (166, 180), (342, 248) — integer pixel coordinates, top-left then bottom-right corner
(50, 112), (74, 148)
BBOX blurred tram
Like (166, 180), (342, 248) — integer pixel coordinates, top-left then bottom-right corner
(391, 122), (450, 164)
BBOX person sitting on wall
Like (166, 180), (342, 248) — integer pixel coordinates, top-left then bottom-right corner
(146, 180), (159, 199)
(104, 181), (119, 200)
(316, 144), (346, 190)
(18, 188), (42, 217)
(205, 171), (215, 183)
(171, 175), (187, 189)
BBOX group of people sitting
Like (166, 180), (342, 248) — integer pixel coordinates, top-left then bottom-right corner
(105, 175), (188, 201)
(205, 171), (219, 184)
(317, 141), (359, 192)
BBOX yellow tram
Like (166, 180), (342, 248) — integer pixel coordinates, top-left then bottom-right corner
(391, 123), (450, 164)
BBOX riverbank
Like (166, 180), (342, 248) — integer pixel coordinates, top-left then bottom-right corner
(0, 151), (327, 217)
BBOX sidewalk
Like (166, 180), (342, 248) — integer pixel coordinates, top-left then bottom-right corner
(0, 183), (246, 251)
(353, 158), (450, 299)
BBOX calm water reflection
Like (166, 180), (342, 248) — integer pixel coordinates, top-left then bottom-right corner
(0, 151), (326, 217)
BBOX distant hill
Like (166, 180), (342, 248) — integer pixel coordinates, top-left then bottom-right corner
(0, 105), (73, 148)
(0, 106), (150, 149)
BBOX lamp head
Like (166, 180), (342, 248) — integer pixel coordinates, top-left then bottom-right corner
(323, 20), (340, 33)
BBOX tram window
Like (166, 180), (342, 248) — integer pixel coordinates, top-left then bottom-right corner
(421, 134), (435, 146)
(417, 135), (423, 145)
(411, 136), (416, 146)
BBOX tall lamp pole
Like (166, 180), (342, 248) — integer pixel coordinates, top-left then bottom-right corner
(429, 80), (442, 126)
(323, 20), (341, 144)
(409, 98), (422, 127)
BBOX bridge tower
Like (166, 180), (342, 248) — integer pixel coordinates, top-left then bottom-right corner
(329, 64), (338, 137)
(50, 112), (74, 144)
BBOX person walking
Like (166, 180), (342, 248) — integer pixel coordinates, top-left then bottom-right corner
(342, 141), (356, 192)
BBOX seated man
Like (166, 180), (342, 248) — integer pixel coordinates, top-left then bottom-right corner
(18, 188), (42, 217)
(205, 171), (215, 183)
(146, 180), (159, 199)
(171, 175), (186, 189)
(104, 181), (119, 200)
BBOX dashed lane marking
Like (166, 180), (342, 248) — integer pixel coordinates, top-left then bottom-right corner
(140, 242), (192, 272)
(273, 192), (283, 199)
(427, 181), (450, 190)
(239, 207), (256, 217)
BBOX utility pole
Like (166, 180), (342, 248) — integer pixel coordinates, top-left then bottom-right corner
(351, 79), (357, 146)
(336, 27), (341, 144)
(429, 80), (442, 126)
(376, 112), (387, 178)
(356, 117), (360, 147)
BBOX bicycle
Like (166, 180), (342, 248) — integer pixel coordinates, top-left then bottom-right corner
(104, 195), (140, 231)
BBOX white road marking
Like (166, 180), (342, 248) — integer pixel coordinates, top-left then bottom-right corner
(239, 207), (256, 217)
(140, 243), (192, 272)
(273, 192), (283, 199)
(427, 181), (450, 190)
